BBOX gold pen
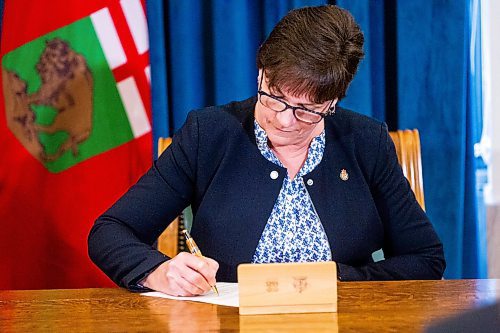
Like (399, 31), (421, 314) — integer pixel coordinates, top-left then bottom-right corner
(182, 229), (219, 296)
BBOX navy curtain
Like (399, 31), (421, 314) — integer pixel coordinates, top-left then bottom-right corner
(152, 0), (485, 278)
(465, 0), (487, 278)
(0, 0), (4, 36)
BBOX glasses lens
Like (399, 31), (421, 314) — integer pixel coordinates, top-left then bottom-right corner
(260, 94), (287, 112)
(295, 109), (322, 123)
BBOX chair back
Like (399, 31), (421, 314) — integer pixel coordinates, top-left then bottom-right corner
(157, 137), (186, 257)
(157, 137), (172, 158)
(388, 129), (426, 211)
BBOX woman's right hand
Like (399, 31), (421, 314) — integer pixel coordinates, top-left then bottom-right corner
(142, 252), (219, 296)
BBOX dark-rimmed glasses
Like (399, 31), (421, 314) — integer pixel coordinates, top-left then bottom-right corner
(257, 74), (335, 124)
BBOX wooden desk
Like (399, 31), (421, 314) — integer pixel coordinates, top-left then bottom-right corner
(1, 280), (499, 332)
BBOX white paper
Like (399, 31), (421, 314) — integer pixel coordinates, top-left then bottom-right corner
(141, 282), (239, 307)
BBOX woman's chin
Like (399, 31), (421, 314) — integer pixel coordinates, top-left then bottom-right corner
(267, 133), (301, 147)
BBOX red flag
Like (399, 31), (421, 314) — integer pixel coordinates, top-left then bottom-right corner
(0, 0), (152, 289)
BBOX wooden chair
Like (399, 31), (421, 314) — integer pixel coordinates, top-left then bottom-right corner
(157, 137), (187, 257)
(389, 129), (426, 211)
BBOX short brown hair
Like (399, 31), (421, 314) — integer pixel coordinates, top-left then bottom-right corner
(257, 5), (364, 103)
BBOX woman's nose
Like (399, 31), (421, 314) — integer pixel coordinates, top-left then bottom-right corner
(275, 108), (296, 127)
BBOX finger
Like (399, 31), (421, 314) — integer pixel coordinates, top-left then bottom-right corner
(175, 273), (208, 295)
(203, 257), (220, 271)
(167, 254), (213, 293)
(182, 266), (213, 292)
(180, 254), (218, 285)
(163, 276), (191, 297)
(172, 282), (198, 297)
(162, 259), (196, 296)
(165, 267), (202, 296)
(201, 258), (219, 286)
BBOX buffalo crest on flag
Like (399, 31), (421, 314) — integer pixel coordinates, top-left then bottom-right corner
(1, 4), (151, 173)
(3, 38), (94, 164)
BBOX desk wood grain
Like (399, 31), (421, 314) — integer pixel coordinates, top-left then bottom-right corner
(1, 280), (499, 332)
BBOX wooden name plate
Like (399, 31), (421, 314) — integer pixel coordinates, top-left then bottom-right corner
(237, 261), (337, 315)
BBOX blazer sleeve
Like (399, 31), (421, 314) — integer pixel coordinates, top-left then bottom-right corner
(87, 112), (200, 289)
(337, 123), (446, 280)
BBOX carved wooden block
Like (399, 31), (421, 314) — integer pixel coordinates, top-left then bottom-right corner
(238, 262), (337, 315)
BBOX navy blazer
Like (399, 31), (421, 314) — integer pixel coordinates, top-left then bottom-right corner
(88, 97), (445, 289)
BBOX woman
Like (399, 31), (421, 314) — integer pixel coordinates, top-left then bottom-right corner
(88, 5), (445, 296)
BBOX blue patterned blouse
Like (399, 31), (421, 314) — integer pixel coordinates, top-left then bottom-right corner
(252, 120), (332, 263)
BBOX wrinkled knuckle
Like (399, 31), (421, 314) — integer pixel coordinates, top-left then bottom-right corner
(165, 271), (177, 282)
(192, 274), (205, 286)
(183, 281), (198, 295)
(197, 260), (206, 270)
(168, 259), (180, 269)
(190, 285), (201, 295)
(185, 272), (199, 284)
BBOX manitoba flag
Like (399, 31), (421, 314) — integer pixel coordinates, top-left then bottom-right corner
(0, 0), (152, 289)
